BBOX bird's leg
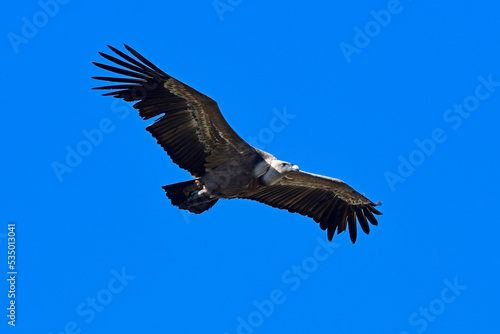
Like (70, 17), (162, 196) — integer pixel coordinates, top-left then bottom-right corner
(186, 186), (214, 206)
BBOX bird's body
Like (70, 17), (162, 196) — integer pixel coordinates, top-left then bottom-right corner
(93, 44), (382, 243)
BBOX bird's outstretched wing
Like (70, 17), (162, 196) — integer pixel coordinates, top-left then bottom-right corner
(240, 171), (382, 243)
(92, 44), (251, 177)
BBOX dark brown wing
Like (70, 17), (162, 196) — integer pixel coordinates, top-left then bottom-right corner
(241, 171), (382, 243)
(92, 44), (251, 177)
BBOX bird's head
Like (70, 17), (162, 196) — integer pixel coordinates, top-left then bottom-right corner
(262, 160), (299, 185)
(272, 160), (299, 173)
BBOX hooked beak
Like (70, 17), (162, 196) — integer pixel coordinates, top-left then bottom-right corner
(292, 164), (299, 172)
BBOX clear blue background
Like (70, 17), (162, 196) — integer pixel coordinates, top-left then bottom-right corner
(2, 1), (500, 333)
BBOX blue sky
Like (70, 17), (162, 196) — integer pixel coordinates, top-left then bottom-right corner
(2, 0), (500, 333)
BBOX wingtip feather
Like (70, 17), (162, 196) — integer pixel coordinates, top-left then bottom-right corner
(348, 211), (357, 244)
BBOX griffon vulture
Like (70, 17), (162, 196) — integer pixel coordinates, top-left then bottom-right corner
(92, 44), (382, 243)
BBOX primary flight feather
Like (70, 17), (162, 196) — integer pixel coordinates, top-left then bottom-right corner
(92, 44), (382, 243)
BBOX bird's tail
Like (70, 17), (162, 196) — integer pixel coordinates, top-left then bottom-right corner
(162, 180), (218, 214)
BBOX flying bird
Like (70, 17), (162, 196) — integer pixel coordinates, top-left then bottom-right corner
(92, 44), (382, 243)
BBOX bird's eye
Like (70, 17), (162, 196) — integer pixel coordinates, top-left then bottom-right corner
(282, 163), (287, 167)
